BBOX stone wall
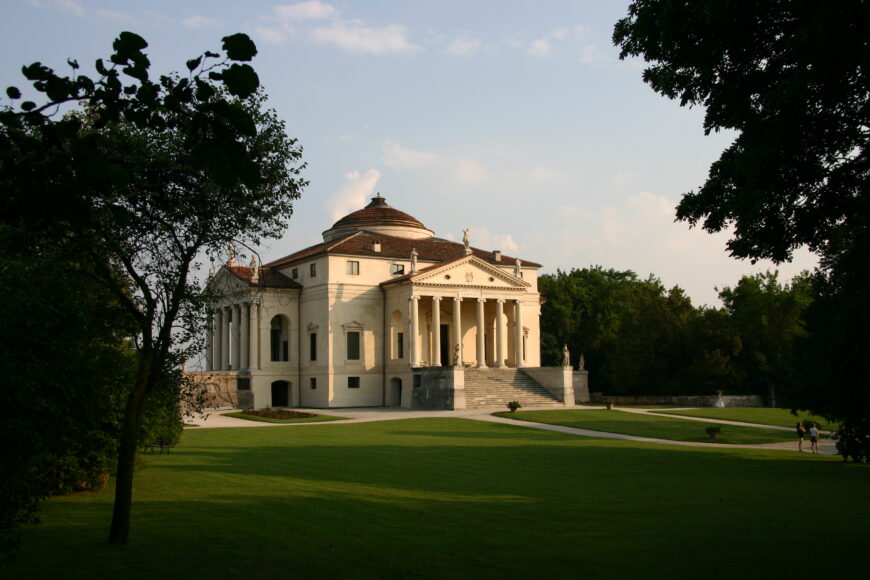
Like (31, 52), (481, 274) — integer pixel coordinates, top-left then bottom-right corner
(522, 367), (574, 405)
(411, 367), (465, 410)
(589, 393), (763, 407)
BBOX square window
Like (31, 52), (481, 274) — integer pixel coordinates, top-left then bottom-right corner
(347, 331), (360, 360)
(310, 263), (316, 277)
(348, 376), (360, 389)
(347, 260), (359, 275)
(292, 268), (298, 279)
(391, 263), (405, 275)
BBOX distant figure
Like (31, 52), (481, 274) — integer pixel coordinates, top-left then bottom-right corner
(715, 391), (725, 408)
(579, 353), (586, 371)
(796, 422), (807, 452)
(562, 344), (570, 367)
(808, 423), (820, 454)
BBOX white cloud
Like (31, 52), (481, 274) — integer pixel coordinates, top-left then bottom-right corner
(382, 141), (439, 169)
(452, 158), (489, 185)
(311, 21), (419, 54)
(445, 37), (482, 57)
(254, 26), (289, 45)
(536, 192), (817, 307)
(466, 228), (519, 253)
(183, 15), (221, 29)
(29, 0), (84, 16)
(528, 38), (551, 56)
(329, 169), (381, 221)
(274, 1), (338, 21)
(579, 44), (609, 63)
(94, 8), (133, 22)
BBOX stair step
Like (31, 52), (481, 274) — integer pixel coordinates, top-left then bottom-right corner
(462, 369), (562, 409)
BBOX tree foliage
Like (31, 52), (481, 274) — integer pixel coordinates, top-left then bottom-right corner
(614, 1), (869, 460)
(0, 31), (307, 544)
(540, 267), (811, 401)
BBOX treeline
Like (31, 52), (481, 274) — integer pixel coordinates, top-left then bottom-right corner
(539, 267), (811, 402)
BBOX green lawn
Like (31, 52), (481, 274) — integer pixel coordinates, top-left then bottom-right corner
(501, 409), (797, 444)
(3, 419), (867, 579)
(649, 407), (837, 430)
(222, 411), (347, 424)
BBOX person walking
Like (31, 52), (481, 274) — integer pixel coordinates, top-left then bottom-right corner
(796, 422), (806, 452)
(808, 423), (820, 454)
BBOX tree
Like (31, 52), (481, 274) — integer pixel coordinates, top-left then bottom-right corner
(1, 32), (307, 542)
(614, 1), (869, 458)
(718, 271), (812, 405)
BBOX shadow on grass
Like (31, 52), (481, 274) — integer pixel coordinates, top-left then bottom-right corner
(4, 418), (868, 580)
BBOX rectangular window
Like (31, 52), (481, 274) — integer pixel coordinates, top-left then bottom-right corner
(310, 332), (317, 361)
(236, 378), (251, 391)
(292, 268), (298, 279)
(310, 377), (316, 390)
(271, 328), (281, 361)
(347, 260), (359, 275)
(347, 331), (360, 360)
(397, 332), (404, 359)
(348, 376), (360, 389)
(391, 263), (404, 275)
(310, 263), (316, 277)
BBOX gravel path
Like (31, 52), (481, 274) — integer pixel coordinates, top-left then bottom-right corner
(184, 405), (838, 455)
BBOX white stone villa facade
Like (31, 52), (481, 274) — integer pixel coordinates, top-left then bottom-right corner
(201, 195), (587, 410)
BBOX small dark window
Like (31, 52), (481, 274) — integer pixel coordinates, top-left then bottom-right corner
(237, 378), (251, 391)
(310, 377), (316, 390)
(310, 263), (316, 277)
(310, 332), (317, 361)
(397, 332), (404, 359)
(348, 376), (360, 389)
(347, 260), (359, 275)
(292, 268), (298, 279)
(391, 263), (404, 275)
(347, 331), (360, 360)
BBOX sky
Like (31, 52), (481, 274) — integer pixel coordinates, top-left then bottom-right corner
(1, 0), (818, 306)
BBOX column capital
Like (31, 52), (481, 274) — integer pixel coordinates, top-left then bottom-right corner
(453, 296), (462, 302)
(496, 298), (505, 304)
(477, 297), (486, 303)
(410, 295), (421, 302)
(432, 296), (442, 302)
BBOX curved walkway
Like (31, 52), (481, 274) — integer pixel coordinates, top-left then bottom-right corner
(185, 405), (837, 455)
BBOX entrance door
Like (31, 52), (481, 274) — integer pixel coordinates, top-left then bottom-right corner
(440, 324), (450, 366)
(271, 380), (289, 407)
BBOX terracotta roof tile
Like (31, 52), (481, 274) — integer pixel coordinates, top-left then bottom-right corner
(265, 230), (541, 270)
(227, 266), (301, 289)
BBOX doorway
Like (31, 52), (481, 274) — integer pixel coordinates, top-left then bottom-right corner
(439, 324), (450, 366)
(271, 380), (289, 407)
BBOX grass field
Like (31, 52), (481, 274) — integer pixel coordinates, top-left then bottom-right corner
(3, 419), (867, 579)
(649, 407), (837, 430)
(501, 409), (797, 444)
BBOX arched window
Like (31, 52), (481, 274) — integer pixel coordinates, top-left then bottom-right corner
(270, 315), (290, 362)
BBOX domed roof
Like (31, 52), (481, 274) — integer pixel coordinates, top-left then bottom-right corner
(323, 194), (434, 241)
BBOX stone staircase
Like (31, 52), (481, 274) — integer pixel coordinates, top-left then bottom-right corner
(463, 368), (563, 410)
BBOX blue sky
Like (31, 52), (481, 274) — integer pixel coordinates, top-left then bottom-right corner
(1, 0), (817, 306)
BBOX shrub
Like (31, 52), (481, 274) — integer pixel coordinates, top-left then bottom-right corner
(507, 401), (522, 413)
(705, 425), (721, 439)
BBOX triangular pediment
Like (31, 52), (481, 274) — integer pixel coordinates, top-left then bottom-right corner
(206, 267), (250, 296)
(410, 255), (529, 289)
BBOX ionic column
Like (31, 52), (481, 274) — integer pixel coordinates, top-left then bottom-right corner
(476, 298), (486, 368)
(221, 306), (230, 371)
(249, 301), (260, 369)
(495, 299), (506, 368)
(213, 309), (223, 371)
(410, 296), (420, 367)
(432, 296), (442, 367)
(240, 302), (250, 369)
(452, 297), (462, 366)
(226, 305), (235, 369)
(514, 299), (524, 368)
(205, 310), (214, 371)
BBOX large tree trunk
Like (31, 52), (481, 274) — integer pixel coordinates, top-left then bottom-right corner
(108, 355), (152, 544)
